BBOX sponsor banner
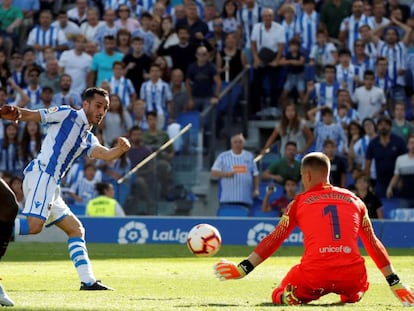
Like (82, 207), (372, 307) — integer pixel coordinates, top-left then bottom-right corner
(80, 217), (399, 247)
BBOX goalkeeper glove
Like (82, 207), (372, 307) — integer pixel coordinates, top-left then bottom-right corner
(387, 273), (414, 306)
(214, 259), (254, 281)
(391, 283), (414, 306)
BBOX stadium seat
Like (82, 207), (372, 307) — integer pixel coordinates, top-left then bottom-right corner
(251, 208), (279, 218)
(390, 208), (414, 221)
(69, 203), (86, 216)
(216, 204), (250, 217)
(381, 198), (400, 219)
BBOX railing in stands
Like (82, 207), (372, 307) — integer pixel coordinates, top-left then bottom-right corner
(200, 67), (250, 165)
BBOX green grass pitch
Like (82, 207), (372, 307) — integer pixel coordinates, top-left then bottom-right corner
(2, 243), (414, 310)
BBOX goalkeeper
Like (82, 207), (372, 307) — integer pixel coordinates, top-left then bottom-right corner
(215, 152), (414, 306)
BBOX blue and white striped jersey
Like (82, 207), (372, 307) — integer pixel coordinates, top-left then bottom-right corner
(140, 79), (172, 116)
(314, 122), (348, 154)
(93, 24), (121, 51)
(211, 150), (259, 205)
(24, 106), (100, 184)
(103, 0), (128, 10)
(27, 25), (68, 63)
(295, 11), (319, 53)
(109, 76), (136, 108)
(340, 14), (373, 53)
(377, 40), (407, 86)
(237, 3), (263, 49)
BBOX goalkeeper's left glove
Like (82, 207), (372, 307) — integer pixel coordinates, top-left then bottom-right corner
(387, 273), (414, 306)
(214, 259), (254, 281)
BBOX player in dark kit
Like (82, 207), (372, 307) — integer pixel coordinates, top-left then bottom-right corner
(214, 152), (414, 306)
(0, 178), (19, 306)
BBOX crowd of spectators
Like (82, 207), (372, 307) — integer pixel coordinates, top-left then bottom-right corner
(1, 0), (414, 216)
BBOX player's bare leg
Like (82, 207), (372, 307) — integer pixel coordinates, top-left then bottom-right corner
(0, 178), (19, 307)
(55, 214), (114, 290)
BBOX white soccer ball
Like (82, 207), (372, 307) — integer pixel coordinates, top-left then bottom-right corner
(187, 224), (222, 257)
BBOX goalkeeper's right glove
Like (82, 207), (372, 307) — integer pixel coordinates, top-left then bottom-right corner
(214, 259), (254, 281)
(387, 274), (414, 306)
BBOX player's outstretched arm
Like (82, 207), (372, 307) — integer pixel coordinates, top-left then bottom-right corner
(0, 105), (41, 122)
(90, 137), (131, 161)
(359, 212), (414, 306)
(381, 267), (414, 307)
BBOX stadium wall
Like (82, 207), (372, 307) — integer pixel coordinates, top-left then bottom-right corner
(15, 217), (414, 248)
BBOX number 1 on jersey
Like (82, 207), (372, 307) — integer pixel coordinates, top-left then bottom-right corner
(323, 205), (341, 240)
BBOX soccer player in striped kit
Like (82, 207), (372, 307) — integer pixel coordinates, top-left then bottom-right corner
(0, 87), (131, 291)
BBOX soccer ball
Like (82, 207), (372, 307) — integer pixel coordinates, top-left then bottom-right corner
(187, 224), (222, 257)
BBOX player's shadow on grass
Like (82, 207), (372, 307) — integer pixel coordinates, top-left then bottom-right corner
(176, 303), (241, 308)
(256, 302), (345, 307)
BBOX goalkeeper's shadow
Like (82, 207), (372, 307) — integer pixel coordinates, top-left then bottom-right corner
(255, 302), (346, 307)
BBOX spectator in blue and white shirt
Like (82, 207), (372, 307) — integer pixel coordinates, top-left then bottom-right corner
(52, 74), (83, 109)
(295, 0), (319, 57)
(109, 61), (136, 109)
(339, 0), (374, 54)
(280, 4), (296, 56)
(140, 63), (173, 130)
(132, 12), (157, 56)
(305, 65), (339, 118)
(374, 56), (393, 97)
(352, 39), (375, 75)
(211, 133), (259, 208)
(67, 0), (88, 27)
(237, 0), (263, 62)
(103, 0), (128, 11)
(26, 10), (69, 64)
(372, 22), (412, 97)
(93, 9), (121, 51)
(308, 29), (337, 80)
(313, 106), (348, 154)
(336, 48), (362, 96)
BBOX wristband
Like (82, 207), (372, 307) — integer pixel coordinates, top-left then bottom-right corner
(386, 273), (400, 286)
(238, 259), (254, 275)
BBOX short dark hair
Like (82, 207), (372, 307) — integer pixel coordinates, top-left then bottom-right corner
(129, 125), (142, 134)
(176, 25), (190, 33)
(377, 115), (392, 127)
(321, 106), (334, 116)
(338, 48), (352, 57)
(82, 87), (109, 101)
(363, 69), (375, 78)
(141, 12), (153, 20)
(288, 37), (300, 46)
(285, 141), (297, 149)
(112, 61), (125, 69)
(149, 63), (161, 71)
(131, 36), (144, 42)
(28, 67), (41, 76)
(103, 35), (115, 41)
(95, 182), (112, 195)
(323, 138), (336, 148)
(146, 111), (158, 118)
(42, 86), (53, 93)
(362, 117), (377, 131)
(324, 64), (336, 73)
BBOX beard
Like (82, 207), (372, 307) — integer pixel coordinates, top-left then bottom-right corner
(379, 128), (389, 136)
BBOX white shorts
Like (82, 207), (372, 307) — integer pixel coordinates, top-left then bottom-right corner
(22, 170), (72, 227)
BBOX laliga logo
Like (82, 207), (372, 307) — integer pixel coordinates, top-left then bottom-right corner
(247, 222), (274, 246)
(118, 221), (149, 244)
